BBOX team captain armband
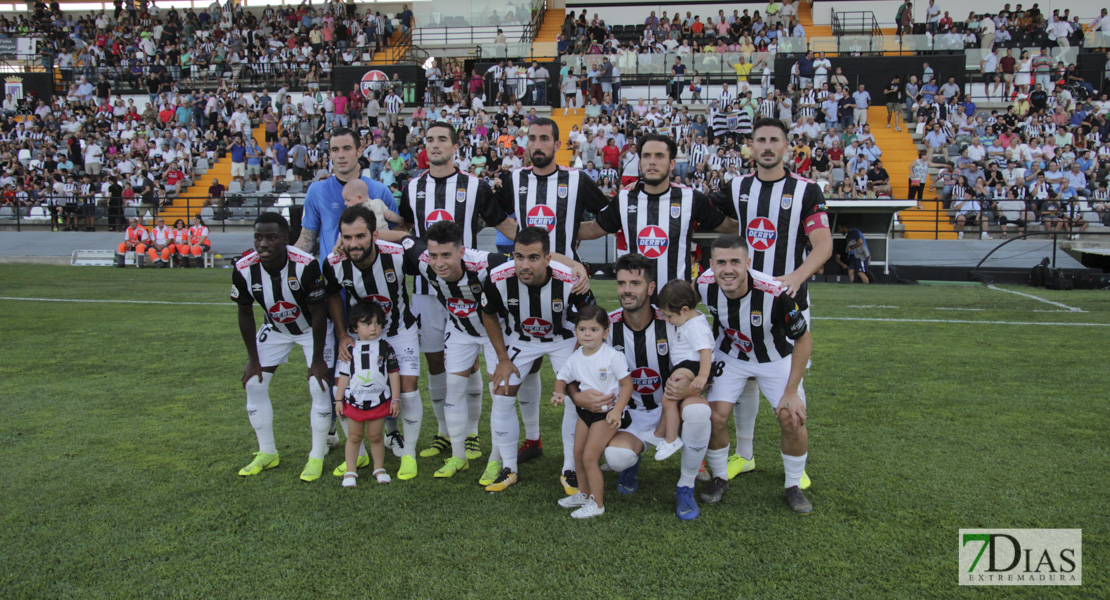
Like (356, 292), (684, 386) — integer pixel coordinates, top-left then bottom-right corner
(803, 212), (830, 235)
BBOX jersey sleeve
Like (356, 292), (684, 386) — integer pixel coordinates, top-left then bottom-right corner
(398, 183), (414, 224)
(301, 187), (321, 232)
(303, 260), (327, 303)
(486, 252), (510, 270)
(578, 174), (611, 213)
(688, 317), (716, 351)
(322, 256), (343, 295)
(495, 171), (515, 213)
(707, 187), (737, 218)
(382, 341), (400, 374)
(592, 199), (622, 233)
(692, 190), (727, 231)
(336, 358), (351, 378)
(801, 182), (830, 236)
(399, 236), (426, 275)
(230, 269), (253, 305)
(772, 292), (809, 341)
(476, 179), (508, 227)
(609, 347), (631, 381)
(480, 280), (505, 315)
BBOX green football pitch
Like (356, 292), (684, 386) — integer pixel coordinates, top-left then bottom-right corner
(0, 265), (1106, 598)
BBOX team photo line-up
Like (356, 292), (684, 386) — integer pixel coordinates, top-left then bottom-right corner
(231, 116), (832, 520)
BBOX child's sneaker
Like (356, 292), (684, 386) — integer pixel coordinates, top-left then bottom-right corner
(654, 438), (684, 461)
(373, 468), (391, 484)
(570, 496), (605, 519)
(341, 472), (358, 488)
(558, 492), (589, 508)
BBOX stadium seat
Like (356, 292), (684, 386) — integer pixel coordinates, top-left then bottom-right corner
(200, 207), (215, 221)
(259, 181), (274, 193)
(275, 194), (294, 207)
(243, 181), (259, 194)
(227, 181), (243, 194)
(260, 195), (277, 207)
(288, 181), (304, 193)
(0, 206), (12, 219)
(27, 206), (49, 222)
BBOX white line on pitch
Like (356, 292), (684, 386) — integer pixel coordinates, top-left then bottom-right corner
(0, 296), (226, 306)
(986, 285), (1086, 313)
(846, 305), (899, 309)
(936, 307), (984, 311)
(814, 316), (1110, 327)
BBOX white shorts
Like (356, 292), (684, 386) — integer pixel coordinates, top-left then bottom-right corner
(256, 322), (336, 370)
(230, 162), (246, 178)
(444, 329), (487, 374)
(385, 325), (421, 377)
(705, 350), (805, 409)
(412, 293), (447, 353)
(623, 406), (662, 446)
(484, 336), (576, 388)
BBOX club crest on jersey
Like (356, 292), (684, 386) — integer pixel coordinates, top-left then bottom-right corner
(631, 367), (662, 394)
(657, 340), (669, 355)
(456, 189), (467, 203)
(746, 217), (777, 252)
(637, 225), (669, 259)
(526, 205), (557, 232)
(781, 194), (793, 210)
(557, 183), (568, 199)
(385, 271), (396, 283)
(447, 297), (476, 317)
(368, 294), (393, 314)
(670, 202), (682, 219)
(287, 275), (300, 291)
(751, 311), (763, 327)
(425, 209), (454, 229)
(470, 283), (483, 295)
(725, 328), (753, 353)
(552, 300), (563, 312)
(522, 317), (553, 337)
(268, 301), (301, 324)
(599, 370), (607, 381)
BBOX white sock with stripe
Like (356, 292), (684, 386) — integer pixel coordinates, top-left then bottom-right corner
(491, 394), (519, 472)
(519, 372), (542, 441)
(705, 447), (730, 480)
(399, 390), (423, 459)
(244, 372), (275, 454)
(734, 383), (759, 460)
(308, 377), (332, 460)
(444, 374), (470, 459)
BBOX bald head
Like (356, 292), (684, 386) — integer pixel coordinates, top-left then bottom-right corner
(342, 179), (369, 207)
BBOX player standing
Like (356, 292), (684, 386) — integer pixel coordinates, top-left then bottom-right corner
(232, 213), (335, 482)
(495, 117), (612, 485)
(709, 117), (831, 481)
(479, 227), (595, 493)
(323, 205), (423, 481)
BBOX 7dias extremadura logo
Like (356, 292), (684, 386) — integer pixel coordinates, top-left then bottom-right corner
(959, 529), (1082, 586)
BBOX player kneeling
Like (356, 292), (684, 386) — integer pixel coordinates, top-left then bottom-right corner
(335, 303), (402, 487)
(550, 305), (633, 518)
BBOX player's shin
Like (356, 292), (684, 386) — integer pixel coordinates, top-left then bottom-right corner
(561, 401), (578, 473)
(308, 379), (332, 460)
(399, 390), (423, 458)
(445, 374), (470, 459)
(466, 371), (484, 436)
(491, 394), (520, 472)
(734, 384), (759, 460)
(518, 372), (542, 441)
(428, 372), (447, 436)
(678, 403), (711, 488)
(245, 372), (276, 454)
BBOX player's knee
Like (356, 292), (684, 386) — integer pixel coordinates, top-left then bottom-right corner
(775, 406), (793, 429)
(604, 447), (638, 471)
(682, 402), (711, 424)
(244, 376), (270, 397)
(491, 395), (516, 412)
(710, 408), (731, 431)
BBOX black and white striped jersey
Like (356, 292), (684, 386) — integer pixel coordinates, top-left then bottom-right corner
(497, 166), (610, 259)
(480, 260), (594, 343)
(607, 306), (672, 411)
(595, 183), (727, 292)
(401, 236), (509, 338)
(337, 339), (399, 410)
(231, 245), (326, 336)
(711, 173), (829, 308)
(323, 240), (416, 337)
(696, 268), (808, 363)
(400, 169), (507, 294)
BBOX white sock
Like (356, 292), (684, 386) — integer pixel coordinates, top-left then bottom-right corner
(466, 371), (483, 436)
(339, 416), (368, 458)
(308, 377), (332, 460)
(428, 372), (447, 436)
(678, 403), (711, 488)
(399, 390), (423, 458)
(603, 447), (638, 472)
(560, 401), (577, 472)
(491, 394), (519, 472)
(706, 446), (729, 479)
(518, 372), (542, 441)
(783, 452), (808, 489)
(444, 374), (470, 459)
(245, 372), (275, 454)
(734, 383), (759, 459)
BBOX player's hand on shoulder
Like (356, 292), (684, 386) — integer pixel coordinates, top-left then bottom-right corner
(570, 262), (591, 294)
(774, 271), (807, 298)
(337, 333), (355, 363)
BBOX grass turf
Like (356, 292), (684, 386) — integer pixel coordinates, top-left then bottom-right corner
(0, 265), (1106, 598)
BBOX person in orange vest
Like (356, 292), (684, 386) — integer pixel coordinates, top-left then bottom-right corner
(187, 215), (211, 268)
(115, 217), (149, 268)
(147, 216), (175, 268)
(171, 218), (191, 267)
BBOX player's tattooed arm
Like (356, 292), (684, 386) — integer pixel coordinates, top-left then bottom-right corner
(294, 227), (317, 253)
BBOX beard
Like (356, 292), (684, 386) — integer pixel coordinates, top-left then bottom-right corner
(640, 171), (671, 187)
(530, 151), (554, 169)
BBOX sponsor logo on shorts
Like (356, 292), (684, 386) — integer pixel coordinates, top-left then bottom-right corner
(268, 301), (301, 324)
(522, 317), (553, 337)
(230, 284), (240, 299)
